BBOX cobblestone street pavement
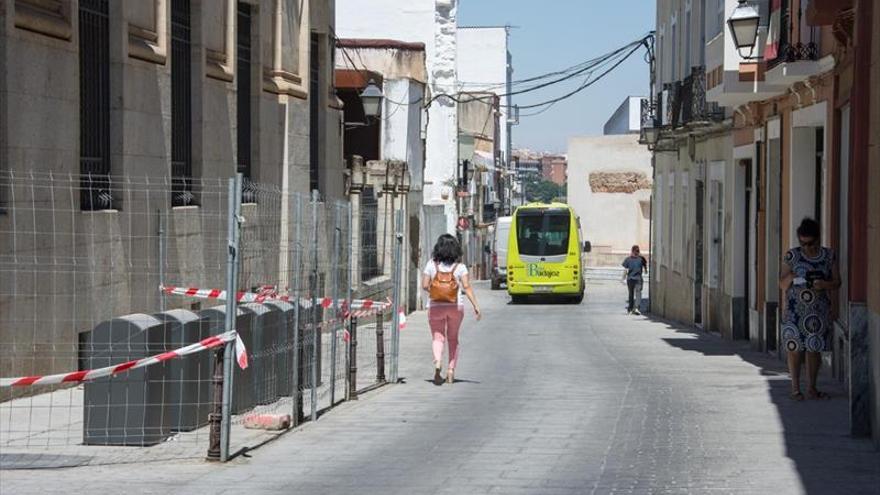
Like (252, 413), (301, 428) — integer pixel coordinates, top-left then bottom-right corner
(3, 282), (879, 494)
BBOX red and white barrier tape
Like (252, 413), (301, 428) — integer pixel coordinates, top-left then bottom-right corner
(160, 285), (392, 311)
(160, 284), (406, 344)
(0, 331), (248, 388)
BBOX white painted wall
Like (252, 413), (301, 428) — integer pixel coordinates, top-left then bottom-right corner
(603, 96), (647, 135)
(381, 79), (425, 190)
(337, 0), (459, 231)
(457, 27), (509, 165)
(567, 134), (653, 261)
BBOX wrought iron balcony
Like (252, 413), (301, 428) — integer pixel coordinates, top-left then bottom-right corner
(766, 0), (820, 70)
(680, 66), (724, 126)
(664, 81), (682, 129)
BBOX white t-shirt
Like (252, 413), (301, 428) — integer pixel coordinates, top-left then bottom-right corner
(424, 261), (468, 307)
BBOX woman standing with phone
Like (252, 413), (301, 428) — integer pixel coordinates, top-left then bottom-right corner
(779, 218), (841, 401)
(422, 234), (482, 385)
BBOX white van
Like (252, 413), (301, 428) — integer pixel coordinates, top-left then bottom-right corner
(490, 216), (513, 290)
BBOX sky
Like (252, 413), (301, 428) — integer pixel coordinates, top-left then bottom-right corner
(458, 0), (656, 154)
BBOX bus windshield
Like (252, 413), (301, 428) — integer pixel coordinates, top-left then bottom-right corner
(516, 209), (571, 256)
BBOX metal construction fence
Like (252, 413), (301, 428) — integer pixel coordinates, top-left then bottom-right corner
(0, 171), (404, 468)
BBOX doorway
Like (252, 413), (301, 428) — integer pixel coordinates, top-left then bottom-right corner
(765, 135), (782, 353)
(743, 158), (753, 340)
(694, 178), (705, 327)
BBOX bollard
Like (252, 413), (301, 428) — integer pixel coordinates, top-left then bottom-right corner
(376, 310), (386, 383)
(206, 346), (224, 461)
(348, 316), (358, 400)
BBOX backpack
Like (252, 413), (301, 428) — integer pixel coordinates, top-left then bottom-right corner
(429, 262), (459, 303)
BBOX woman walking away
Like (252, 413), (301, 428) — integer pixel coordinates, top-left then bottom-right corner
(622, 245), (648, 315)
(779, 218), (840, 401)
(423, 234), (481, 385)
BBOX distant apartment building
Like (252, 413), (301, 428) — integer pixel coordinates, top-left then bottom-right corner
(540, 155), (567, 186)
(512, 149), (542, 177)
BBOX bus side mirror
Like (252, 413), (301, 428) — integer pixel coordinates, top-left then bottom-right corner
(583, 241), (592, 253)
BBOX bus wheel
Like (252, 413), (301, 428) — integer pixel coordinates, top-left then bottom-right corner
(511, 295), (527, 304)
(571, 292), (584, 304)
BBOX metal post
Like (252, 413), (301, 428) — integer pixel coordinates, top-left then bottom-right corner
(375, 308), (386, 383)
(346, 202), (356, 401)
(389, 209), (404, 383)
(291, 194), (303, 425)
(329, 204), (341, 406)
(206, 345), (224, 460)
(208, 174), (241, 462)
(309, 190), (319, 422)
(158, 209), (166, 312)
(348, 316), (358, 400)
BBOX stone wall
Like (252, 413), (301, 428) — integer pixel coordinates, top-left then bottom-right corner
(567, 134), (653, 260)
(0, 1), (342, 381)
(588, 171), (652, 194)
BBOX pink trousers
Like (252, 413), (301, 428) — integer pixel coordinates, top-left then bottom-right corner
(427, 305), (465, 369)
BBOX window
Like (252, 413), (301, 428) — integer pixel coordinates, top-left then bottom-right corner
(668, 173), (675, 267)
(515, 209), (571, 257)
(700, 0), (707, 63)
(710, 179), (724, 287)
(671, 15), (678, 80)
(680, 171), (690, 271)
(236, 2), (253, 199)
(309, 33), (320, 193)
(655, 174), (664, 264)
(658, 25), (665, 83)
(685, 1), (692, 71)
(360, 187), (380, 281)
(171, 0), (193, 206)
(79, 0), (112, 211)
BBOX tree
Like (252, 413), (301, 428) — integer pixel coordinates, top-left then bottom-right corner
(522, 174), (565, 203)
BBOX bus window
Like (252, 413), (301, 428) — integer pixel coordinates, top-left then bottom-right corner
(516, 209), (571, 257)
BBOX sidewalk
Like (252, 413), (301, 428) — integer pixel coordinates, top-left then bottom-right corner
(2, 282), (878, 495)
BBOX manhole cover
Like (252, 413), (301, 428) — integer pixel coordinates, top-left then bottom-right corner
(0, 453), (93, 470)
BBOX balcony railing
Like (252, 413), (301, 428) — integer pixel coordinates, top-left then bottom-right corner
(638, 97), (657, 145)
(767, 0), (820, 70)
(680, 66), (724, 125)
(664, 81), (682, 129)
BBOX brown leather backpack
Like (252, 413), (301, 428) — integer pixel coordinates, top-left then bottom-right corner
(429, 262), (459, 303)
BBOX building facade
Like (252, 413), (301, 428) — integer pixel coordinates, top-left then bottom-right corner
(541, 155), (567, 186)
(457, 26), (514, 177)
(334, 39), (427, 310)
(567, 134), (652, 267)
(336, 0), (460, 235)
(647, 0), (879, 447)
(0, 0), (342, 381)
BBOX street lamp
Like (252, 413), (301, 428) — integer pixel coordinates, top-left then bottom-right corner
(727, 0), (761, 58)
(642, 117), (659, 147)
(360, 79), (384, 118)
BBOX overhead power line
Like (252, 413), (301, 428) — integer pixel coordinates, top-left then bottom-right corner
(332, 32), (652, 113)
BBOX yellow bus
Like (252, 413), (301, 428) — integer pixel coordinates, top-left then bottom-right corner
(506, 202), (590, 304)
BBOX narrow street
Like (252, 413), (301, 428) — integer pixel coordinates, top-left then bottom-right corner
(4, 282), (878, 494)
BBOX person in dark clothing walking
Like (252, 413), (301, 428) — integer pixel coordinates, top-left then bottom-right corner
(621, 245), (648, 315)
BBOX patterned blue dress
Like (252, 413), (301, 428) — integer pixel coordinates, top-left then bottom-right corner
(781, 247), (835, 353)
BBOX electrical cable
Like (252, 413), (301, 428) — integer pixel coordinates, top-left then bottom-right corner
(509, 40), (644, 111)
(332, 30), (651, 114)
